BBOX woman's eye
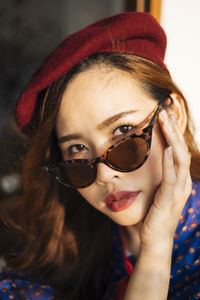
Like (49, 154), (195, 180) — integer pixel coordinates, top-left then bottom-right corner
(68, 144), (86, 155)
(113, 124), (135, 137)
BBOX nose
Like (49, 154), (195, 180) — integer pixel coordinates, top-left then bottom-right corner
(95, 161), (120, 185)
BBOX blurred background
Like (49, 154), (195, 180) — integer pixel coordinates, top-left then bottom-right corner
(0, 0), (200, 268)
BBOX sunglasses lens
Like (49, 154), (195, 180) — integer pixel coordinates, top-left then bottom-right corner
(57, 163), (96, 188)
(46, 135), (149, 188)
(107, 137), (148, 170)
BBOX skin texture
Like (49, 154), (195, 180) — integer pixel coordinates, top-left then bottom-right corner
(56, 66), (192, 259)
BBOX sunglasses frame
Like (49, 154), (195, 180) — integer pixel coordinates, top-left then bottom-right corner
(42, 97), (173, 188)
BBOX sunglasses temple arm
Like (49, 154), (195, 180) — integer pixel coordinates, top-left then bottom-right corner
(135, 103), (161, 130)
(149, 96), (174, 126)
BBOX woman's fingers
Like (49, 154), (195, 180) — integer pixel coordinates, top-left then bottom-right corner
(156, 108), (192, 215)
(168, 112), (187, 146)
(140, 107), (192, 247)
(162, 146), (176, 187)
(158, 109), (191, 187)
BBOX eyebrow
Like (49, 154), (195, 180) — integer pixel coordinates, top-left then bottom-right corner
(58, 110), (138, 144)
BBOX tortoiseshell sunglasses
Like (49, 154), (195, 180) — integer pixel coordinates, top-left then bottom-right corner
(42, 97), (173, 189)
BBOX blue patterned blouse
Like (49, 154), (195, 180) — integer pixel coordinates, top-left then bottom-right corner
(0, 180), (200, 300)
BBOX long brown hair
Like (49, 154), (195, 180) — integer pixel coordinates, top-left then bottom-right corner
(6, 53), (200, 299)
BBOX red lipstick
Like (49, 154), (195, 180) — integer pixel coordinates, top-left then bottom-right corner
(105, 191), (140, 212)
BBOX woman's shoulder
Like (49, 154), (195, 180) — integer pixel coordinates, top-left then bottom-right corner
(184, 179), (200, 209)
(0, 268), (55, 299)
(192, 179), (200, 192)
(176, 179), (200, 230)
(188, 179), (200, 210)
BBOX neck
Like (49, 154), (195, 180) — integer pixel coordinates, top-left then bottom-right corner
(123, 222), (143, 257)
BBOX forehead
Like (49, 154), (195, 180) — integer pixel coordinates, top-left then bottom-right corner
(56, 68), (155, 134)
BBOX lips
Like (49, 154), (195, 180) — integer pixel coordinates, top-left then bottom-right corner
(105, 190), (140, 212)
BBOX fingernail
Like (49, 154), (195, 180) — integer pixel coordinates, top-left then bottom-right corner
(160, 110), (169, 122)
(169, 112), (176, 123)
(160, 110), (173, 132)
(167, 146), (173, 159)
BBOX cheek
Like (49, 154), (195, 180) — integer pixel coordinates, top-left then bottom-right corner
(77, 188), (97, 208)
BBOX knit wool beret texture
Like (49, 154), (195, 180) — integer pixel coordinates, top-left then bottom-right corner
(16, 12), (168, 136)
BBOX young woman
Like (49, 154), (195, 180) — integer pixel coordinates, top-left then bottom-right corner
(0, 12), (200, 300)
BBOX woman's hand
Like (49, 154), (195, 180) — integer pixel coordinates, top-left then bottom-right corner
(139, 108), (192, 250)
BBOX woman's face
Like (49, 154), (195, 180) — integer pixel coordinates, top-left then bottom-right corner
(56, 67), (167, 226)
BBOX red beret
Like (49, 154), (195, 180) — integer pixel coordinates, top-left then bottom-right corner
(15, 12), (168, 136)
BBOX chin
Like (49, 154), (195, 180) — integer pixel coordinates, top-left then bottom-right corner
(109, 213), (144, 227)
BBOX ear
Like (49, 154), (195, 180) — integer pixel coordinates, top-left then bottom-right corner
(168, 93), (187, 133)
